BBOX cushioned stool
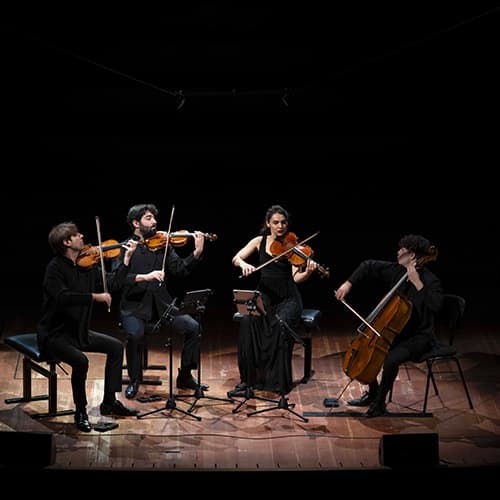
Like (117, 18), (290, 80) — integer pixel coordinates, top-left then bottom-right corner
(4, 333), (75, 419)
(232, 308), (321, 384)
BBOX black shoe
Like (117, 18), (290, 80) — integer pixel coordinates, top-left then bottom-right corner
(347, 391), (376, 407)
(125, 380), (139, 399)
(74, 410), (92, 432)
(227, 382), (247, 398)
(176, 369), (209, 390)
(366, 400), (386, 418)
(100, 400), (138, 417)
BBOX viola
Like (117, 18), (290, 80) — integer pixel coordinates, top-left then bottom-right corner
(270, 232), (330, 278)
(76, 239), (123, 268)
(144, 230), (217, 251)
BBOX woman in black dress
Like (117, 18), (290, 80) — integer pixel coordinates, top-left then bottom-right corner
(231, 205), (317, 394)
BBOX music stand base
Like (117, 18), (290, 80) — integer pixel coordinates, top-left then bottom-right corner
(247, 394), (309, 422)
(135, 300), (201, 422)
(137, 397), (201, 421)
(177, 387), (235, 413)
(230, 386), (280, 414)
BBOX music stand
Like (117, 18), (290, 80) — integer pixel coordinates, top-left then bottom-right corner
(229, 290), (282, 413)
(246, 313), (308, 422)
(175, 289), (234, 413)
(137, 299), (201, 421)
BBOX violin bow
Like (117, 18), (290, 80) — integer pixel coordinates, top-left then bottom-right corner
(160, 204), (175, 285)
(239, 230), (320, 278)
(95, 215), (110, 312)
(334, 291), (382, 337)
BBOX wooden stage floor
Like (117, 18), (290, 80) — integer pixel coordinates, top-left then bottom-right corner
(1, 307), (499, 485)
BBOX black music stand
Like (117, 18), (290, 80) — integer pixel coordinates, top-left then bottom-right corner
(175, 289), (234, 413)
(229, 290), (282, 414)
(137, 299), (201, 421)
(246, 314), (309, 422)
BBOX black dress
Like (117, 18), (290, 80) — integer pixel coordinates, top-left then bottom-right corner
(237, 236), (303, 394)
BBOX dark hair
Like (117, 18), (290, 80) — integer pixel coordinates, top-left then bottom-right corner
(48, 222), (79, 256)
(259, 204), (289, 235)
(126, 204), (159, 228)
(398, 234), (433, 258)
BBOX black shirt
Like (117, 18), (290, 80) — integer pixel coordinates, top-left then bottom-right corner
(115, 240), (199, 321)
(37, 255), (128, 351)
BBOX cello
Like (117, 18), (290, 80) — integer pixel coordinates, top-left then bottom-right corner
(340, 248), (438, 385)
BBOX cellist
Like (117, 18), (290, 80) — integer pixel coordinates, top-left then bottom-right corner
(335, 234), (443, 417)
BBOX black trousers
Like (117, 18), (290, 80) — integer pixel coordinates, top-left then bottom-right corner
(45, 330), (123, 409)
(121, 313), (200, 380)
(369, 333), (433, 401)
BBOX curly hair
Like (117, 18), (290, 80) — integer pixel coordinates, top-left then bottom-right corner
(398, 234), (433, 258)
(126, 204), (159, 228)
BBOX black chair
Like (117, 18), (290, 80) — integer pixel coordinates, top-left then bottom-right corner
(4, 333), (75, 419)
(389, 293), (473, 414)
(232, 308), (321, 384)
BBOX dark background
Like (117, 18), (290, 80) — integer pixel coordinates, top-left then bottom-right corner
(1, 5), (498, 324)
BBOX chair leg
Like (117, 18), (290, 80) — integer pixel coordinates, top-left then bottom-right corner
(122, 342), (164, 386)
(301, 336), (312, 383)
(427, 360), (439, 395)
(452, 358), (474, 409)
(5, 357), (74, 419)
(423, 368), (432, 414)
(143, 343), (166, 371)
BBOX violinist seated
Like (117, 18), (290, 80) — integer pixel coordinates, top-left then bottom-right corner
(335, 234), (443, 417)
(112, 203), (208, 400)
(36, 222), (139, 432)
(231, 204), (319, 395)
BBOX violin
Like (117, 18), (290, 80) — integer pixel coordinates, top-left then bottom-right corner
(270, 232), (330, 278)
(76, 239), (123, 268)
(144, 230), (218, 251)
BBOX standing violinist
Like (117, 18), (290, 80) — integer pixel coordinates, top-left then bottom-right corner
(113, 203), (207, 399)
(36, 222), (139, 432)
(335, 234), (443, 417)
(231, 204), (318, 395)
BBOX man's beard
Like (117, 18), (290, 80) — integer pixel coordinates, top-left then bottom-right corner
(140, 224), (157, 239)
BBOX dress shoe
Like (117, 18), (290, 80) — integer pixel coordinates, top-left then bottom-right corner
(74, 410), (92, 432)
(125, 380), (139, 399)
(227, 382), (247, 397)
(176, 369), (209, 390)
(366, 400), (386, 418)
(347, 391), (376, 407)
(100, 399), (138, 417)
